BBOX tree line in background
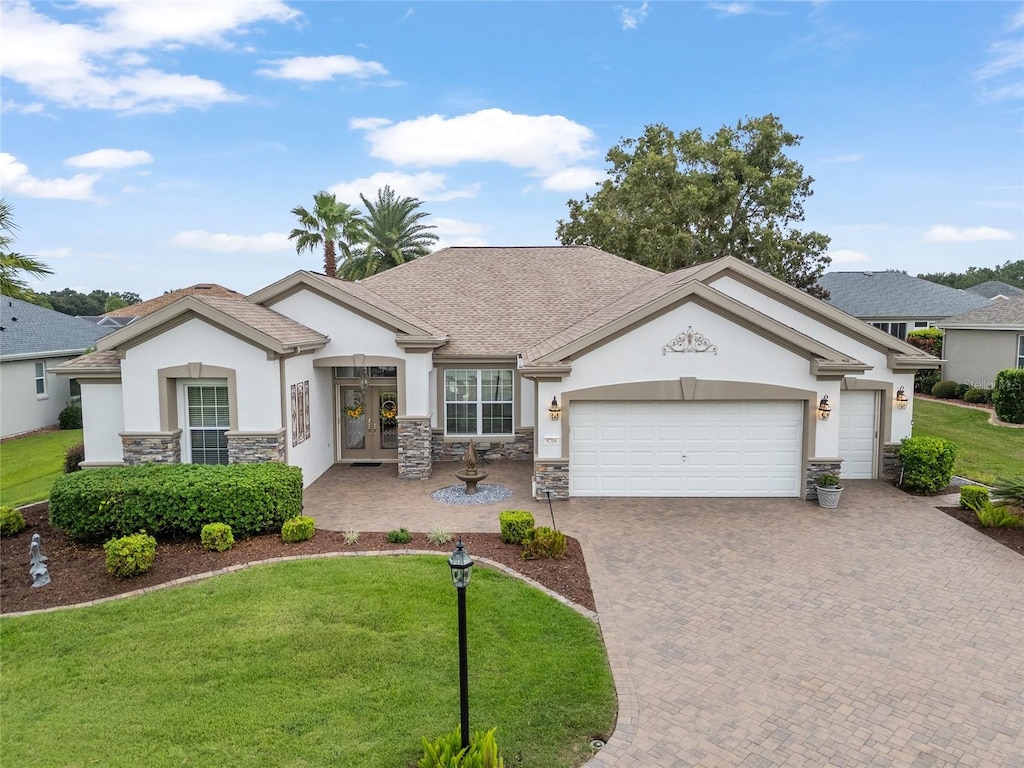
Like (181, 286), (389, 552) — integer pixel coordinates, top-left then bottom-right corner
(289, 185), (438, 280)
(918, 261), (1024, 290)
(29, 288), (142, 316)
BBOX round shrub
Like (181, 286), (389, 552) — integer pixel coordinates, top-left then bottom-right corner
(200, 522), (235, 552)
(103, 532), (157, 578)
(962, 388), (989, 404)
(64, 442), (85, 473)
(58, 405), (83, 430)
(499, 510), (535, 544)
(915, 372), (941, 394)
(992, 369), (1024, 424)
(930, 380), (959, 399)
(898, 436), (958, 494)
(0, 506), (27, 537)
(386, 527), (411, 544)
(959, 485), (990, 510)
(281, 515), (315, 543)
(955, 383), (971, 399)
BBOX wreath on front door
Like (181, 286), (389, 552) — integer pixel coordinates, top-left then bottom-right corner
(345, 402), (364, 419)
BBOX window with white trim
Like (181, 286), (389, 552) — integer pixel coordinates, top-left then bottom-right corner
(444, 369), (513, 436)
(34, 362), (47, 396)
(186, 384), (229, 464)
(1018, 335), (1024, 368)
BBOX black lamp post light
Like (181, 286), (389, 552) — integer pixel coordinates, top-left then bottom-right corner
(448, 538), (474, 750)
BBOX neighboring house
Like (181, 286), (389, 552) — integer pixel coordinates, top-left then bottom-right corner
(0, 296), (115, 438)
(56, 248), (938, 499)
(938, 297), (1024, 387)
(964, 280), (1024, 301)
(816, 271), (991, 340)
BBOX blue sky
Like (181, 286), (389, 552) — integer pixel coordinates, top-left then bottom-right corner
(2, 0), (1022, 300)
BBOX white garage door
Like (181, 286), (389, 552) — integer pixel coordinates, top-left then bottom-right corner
(569, 401), (803, 497)
(838, 390), (877, 479)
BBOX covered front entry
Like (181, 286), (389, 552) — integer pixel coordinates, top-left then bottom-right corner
(569, 400), (803, 497)
(337, 385), (399, 462)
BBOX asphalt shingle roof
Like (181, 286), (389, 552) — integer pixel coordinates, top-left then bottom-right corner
(964, 280), (1024, 299)
(1, 297), (115, 359)
(816, 271), (992, 318)
(104, 283), (245, 318)
(187, 294), (328, 348)
(939, 296), (1024, 328)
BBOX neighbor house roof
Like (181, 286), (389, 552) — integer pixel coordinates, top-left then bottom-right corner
(816, 271), (992, 319)
(359, 246), (662, 357)
(964, 280), (1024, 300)
(103, 283), (245, 318)
(1, 296), (115, 361)
(939, 296), (1024, 330)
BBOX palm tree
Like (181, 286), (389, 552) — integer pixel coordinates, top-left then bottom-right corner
(338, 186), (439, 280)
(0, 198), (52, 300)
(288, 191), (364, 279)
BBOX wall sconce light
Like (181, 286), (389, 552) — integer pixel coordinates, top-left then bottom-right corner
(359, 366), (369, 392)
(895, 386), (908, 410)
(817, 395), (831, 421)
(548, 396), (562, 421)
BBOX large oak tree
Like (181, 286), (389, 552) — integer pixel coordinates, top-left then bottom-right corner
(556, 115), (832, 295)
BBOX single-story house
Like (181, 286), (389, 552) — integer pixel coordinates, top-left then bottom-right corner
(1, 296), (115, 438)
(56, 248), (938, 499)
(816, 270), (991, 340)
(938, 297), (1024, 387)
(965, 280), (1024, 301)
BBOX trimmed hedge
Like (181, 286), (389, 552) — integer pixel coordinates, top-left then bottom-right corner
(104, 532), (157, 578)
(281, 515), (315, 543)
(958, 485), (989, 510)
(58, 405), (83, 430)
(992, 369), (1024, 424)
(1, 506), (26, 537)
(201, 522), (235, 552)
(930, 380), (959, 399)
(499, 510), (535, 544)
(898, 436), (958, 494)
(962, 388), (991, 404)
(49, 462), (302, 542)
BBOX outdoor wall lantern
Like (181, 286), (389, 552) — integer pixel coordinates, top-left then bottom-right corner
(548, 396), (562, 421)
(359, 366), (369, 392)
(817, 395), (831, 421)
(895, 386), (908, 410)
(448, 539), (474, 750)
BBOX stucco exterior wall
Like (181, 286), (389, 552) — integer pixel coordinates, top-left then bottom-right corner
(268, 291), (399, 359)
(943, 329), (1022, 387)
(0, 356), (77, 438)
(80, 381), (125, 464)
(284, 354), (334, 487)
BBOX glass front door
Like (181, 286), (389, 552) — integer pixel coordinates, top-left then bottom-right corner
(339, 386), (399, 461)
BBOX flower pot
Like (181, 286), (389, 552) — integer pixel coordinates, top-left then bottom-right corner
(816, 485), (843, 509)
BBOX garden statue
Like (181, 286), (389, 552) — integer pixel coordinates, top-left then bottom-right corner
(454, 439), (489, 495)
(29, 533), (50, 588)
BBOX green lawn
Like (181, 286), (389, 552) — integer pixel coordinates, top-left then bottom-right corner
(0, 428), (82, 507)
(0, 557), (616, 768)
(912, 398), (1024, 484)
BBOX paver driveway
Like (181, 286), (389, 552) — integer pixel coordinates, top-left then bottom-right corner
(307, 464), (1024, 767)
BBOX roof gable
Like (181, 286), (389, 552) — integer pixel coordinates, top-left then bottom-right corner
(103, 283), (245, 318)
(964, 280), (1024, 300)
(816, 271), (992, 318)
(939, 295), (1024, 329)
(1, 296), (114, 360)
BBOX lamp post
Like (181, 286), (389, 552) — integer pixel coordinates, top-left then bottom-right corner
(448, 538), (473, 750)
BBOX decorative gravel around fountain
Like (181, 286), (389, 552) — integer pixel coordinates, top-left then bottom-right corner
(431, 484), (513, 505)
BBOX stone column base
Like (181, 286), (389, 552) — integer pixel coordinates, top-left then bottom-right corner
(121, 430), (182, 465)
(398, 417), (432, 479)
(534, 460), (569, 500)
(882, 443), (901, 483)
(227, 430), (286, 463)
(806, 459), (842, 501)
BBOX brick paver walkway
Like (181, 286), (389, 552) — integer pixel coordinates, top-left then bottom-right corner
(306, 464), (1024, 767)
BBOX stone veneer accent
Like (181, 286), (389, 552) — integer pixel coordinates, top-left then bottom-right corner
(227, 432), (285, 464)
(882, 443), (901, 484)
(398, 418), (433, 479)
(806, 460), (843, 501)
(121, 431), (182, 465)
(431, 430), (534, 462)
(534, 460), (569, 500)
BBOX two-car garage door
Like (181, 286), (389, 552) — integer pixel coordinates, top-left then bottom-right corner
(569, 401), (803, 497)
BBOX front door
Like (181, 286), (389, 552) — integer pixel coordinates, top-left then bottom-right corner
(338, 386), (399, 462)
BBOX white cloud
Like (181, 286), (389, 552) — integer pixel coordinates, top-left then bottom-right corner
(617, 2), (649, 30)
(65, 148), (153, 169)
(821, 153), (863, 164)
(1, 99), (46, 115)
(828, 249), (872, 264)
(923, 225), (1015, 243)
(349, 117), (393, 131)
(168, 229), (290, 253)
(328, 171), (479, 205)
(975, 10), (1024, 102)
(540, 166), (606, 192)
(352, 108), (598, 178)
(0, 0), (298, 113)
(708, 3), (754, 16)
(431, 218), (488, 249)
(256, 55), (388, 82)
(33, 247), (73, 260)
(0, 152), (99, 200)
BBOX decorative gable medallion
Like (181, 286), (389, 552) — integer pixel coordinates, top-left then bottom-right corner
(662, 326), (718, 356)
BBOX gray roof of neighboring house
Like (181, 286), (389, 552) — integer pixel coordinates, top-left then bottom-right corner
(939, 296), (1024, 330)
(964, 280), (1024, 299)
(1, 296), (115, 360)
(816, 271), (992, 318)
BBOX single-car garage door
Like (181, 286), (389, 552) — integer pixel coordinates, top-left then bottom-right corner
(570, 400), (803, 497)
(838, 390), (878, 479)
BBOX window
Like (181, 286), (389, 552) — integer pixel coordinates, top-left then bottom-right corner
(870, 321), (908, 340)
(913, 321), (932, 329)
(34, 362), (46, 396)
(1018, 335), (1024, 368)
(444, 369), (513, 436)
(187, 384), (229, 464)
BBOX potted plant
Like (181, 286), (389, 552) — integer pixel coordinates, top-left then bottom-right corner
(815, 472), (843, 509)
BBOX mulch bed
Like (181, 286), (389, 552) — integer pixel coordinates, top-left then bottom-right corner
(938, 505), (1024, 557)
(1, 505), (595, 616)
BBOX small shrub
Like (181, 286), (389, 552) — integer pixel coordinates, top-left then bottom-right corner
(64, 442), (85, 473)
(419, 727), (504, 768)
(104, 532), (157, 578)
(499, 510), (535, 544)
(898, 436), (958, 494)
(930, 380), (959, 399)
(816, 473), (841, 488)
(962, 388), (988, 404)
(386, 527), (411, 544)
(58, 404), (83, 430)
(992, 369), (1024, 424)
(966, 497), (1024, 528)
(521, 526), (567, 560)
(427, 525), (453, 546)
(281, 515), (315, 543)
(906, 328), (943, 357)
(0, 506), (27, 537)
(990, 476), (1024, 508)
(954, 382), (971, 399)
(200, 522), (235, 552)
(958, 485), (989, 510)
(915, 371), (941, 394)
(343, 530), (360, 545)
